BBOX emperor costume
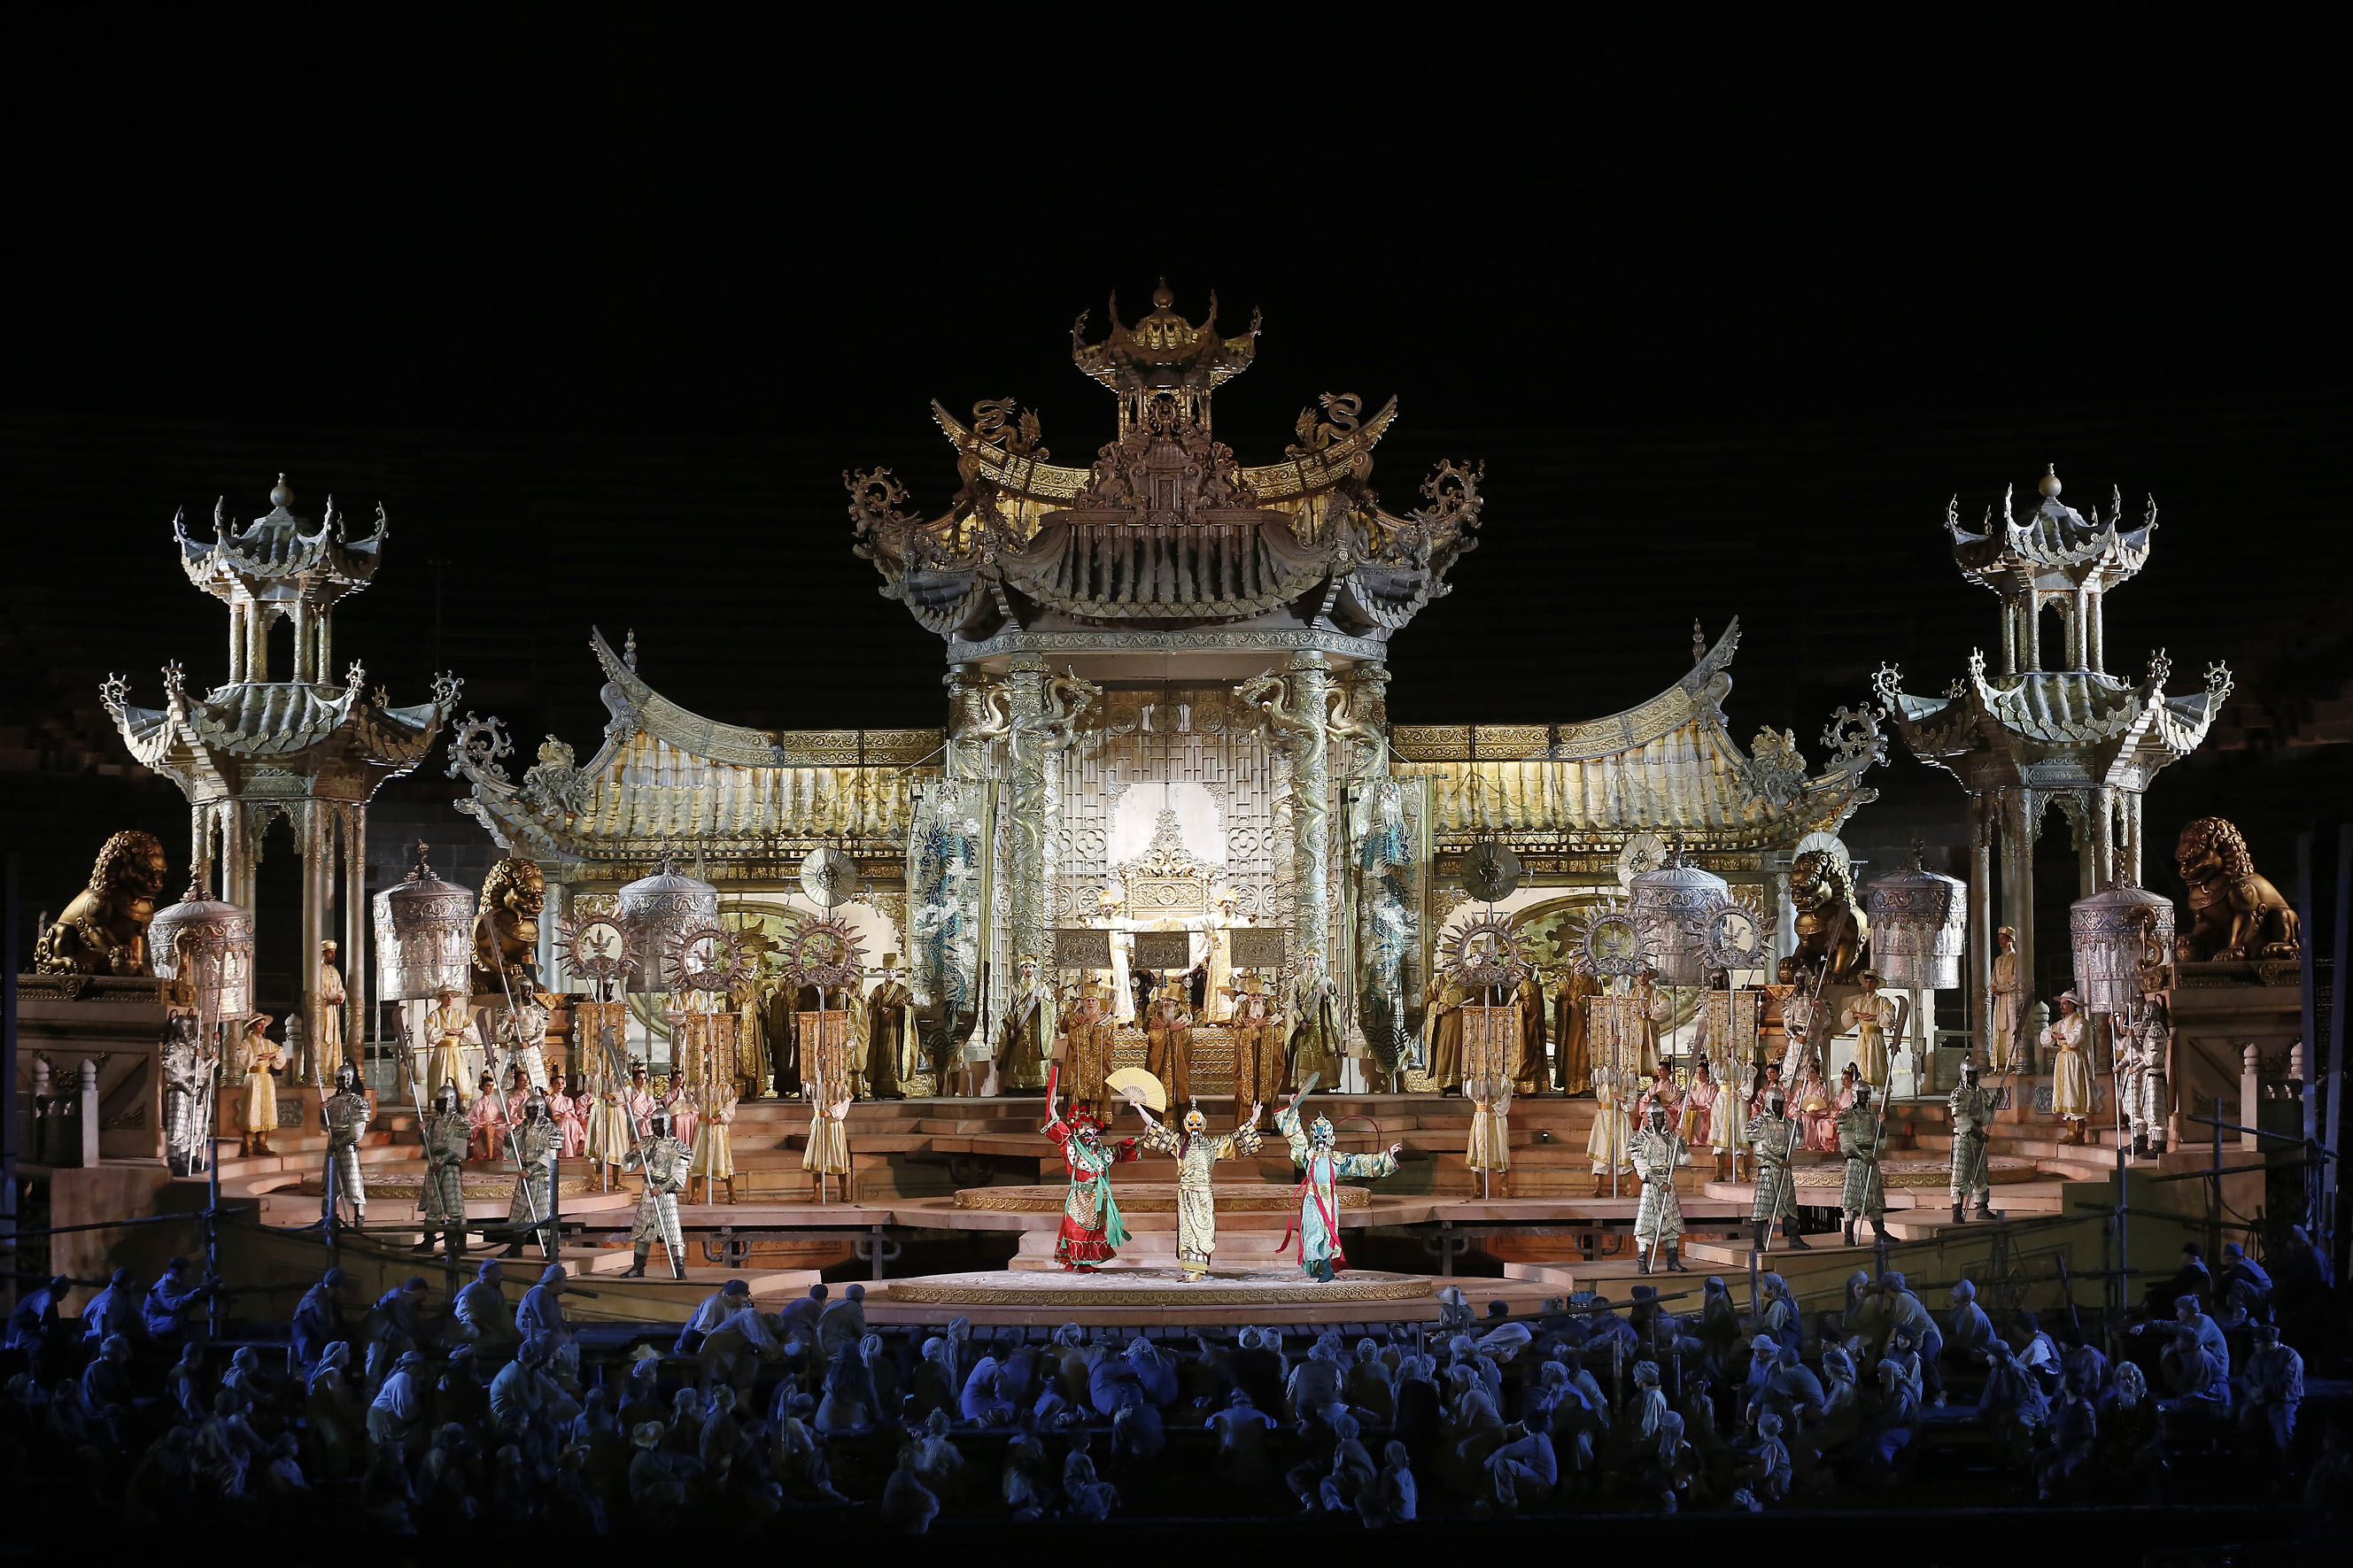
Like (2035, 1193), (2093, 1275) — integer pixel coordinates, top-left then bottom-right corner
(1276, 1103), (1398, 1281)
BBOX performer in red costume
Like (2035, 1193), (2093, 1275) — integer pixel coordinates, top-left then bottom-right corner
(1041, 1066), (1139, 1271)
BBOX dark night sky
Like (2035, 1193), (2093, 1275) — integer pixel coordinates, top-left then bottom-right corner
(3, 15), (2346, 916)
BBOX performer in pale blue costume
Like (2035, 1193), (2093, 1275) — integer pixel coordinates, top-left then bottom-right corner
(1275, 1078), (1403, 1282)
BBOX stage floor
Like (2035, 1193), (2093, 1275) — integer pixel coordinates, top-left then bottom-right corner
(860, 1265), (1562, 1326)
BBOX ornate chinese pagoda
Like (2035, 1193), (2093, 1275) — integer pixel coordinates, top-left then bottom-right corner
(101, 476), (459, 1062)
(1873, 466), (2229, 1054)
(450, 286), (1884, 1071)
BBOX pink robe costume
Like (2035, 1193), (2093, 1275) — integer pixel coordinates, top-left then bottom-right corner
(548, 1093), (588, 1158)
(623, 1085), (659, 1139)
(468, 1092), (510, 1162)
(662, 1085), (699, 1149)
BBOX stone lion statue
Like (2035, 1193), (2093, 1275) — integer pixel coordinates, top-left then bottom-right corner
(35, 830), (170, 976)
(471, 855), (547, 995)
(2174, 817), (2300, 962)
(1778, 847), (1869, 986)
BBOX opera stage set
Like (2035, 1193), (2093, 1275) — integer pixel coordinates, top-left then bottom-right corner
(14, 286), (2316, 1340)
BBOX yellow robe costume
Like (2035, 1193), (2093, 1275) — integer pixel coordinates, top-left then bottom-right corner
(1842, 989), (1899, 1089)
(1137, 1114), (1264, 1276)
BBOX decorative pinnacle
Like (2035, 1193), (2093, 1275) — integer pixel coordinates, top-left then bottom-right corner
(270, 473), (294, 509)
(2038, 463), (2062, 498)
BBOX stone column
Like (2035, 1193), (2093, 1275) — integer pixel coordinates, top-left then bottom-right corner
(228, 604), (247, 683)
(317, 612), (334, 691)
(344, 805), (368, 1072)
(2091, 785), (2117, 892)
(1004, 656), (1049, 984)
(2024, 596), (2042, 672)
(301, 800), (329, 1078)
(1288, 651), (1334, 973)
(2001, 604), (2018, 676)
(2086, 592), (2105, 673)
(1970, 799), (1994, 1062)
(2121, 792), (2143, 884)
(290, 600), (313, 683)
(2001, 790), (2037, 1018)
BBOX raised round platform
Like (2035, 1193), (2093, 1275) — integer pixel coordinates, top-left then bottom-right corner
(876, 1265), (1429, 1308)
(952, 1182), (1366, 1213)
(1785, 1156), (2036, 1189)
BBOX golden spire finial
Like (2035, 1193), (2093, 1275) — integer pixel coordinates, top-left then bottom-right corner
(1151, 277), (1173, 309)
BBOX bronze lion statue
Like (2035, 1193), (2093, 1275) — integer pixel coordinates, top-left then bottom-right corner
(2174, 817), (2300, 962)
(35, 830), (170, 975)
(1778, 847), (1869, 986)
(471, 854), (547, 996)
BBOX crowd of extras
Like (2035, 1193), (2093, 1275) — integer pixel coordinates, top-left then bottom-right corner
(0, 1225), (2346, 1533)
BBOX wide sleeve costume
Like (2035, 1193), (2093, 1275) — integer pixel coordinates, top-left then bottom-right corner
(1044, 1113), (1139, 1268)
(1276, 1103), (1397, 1275)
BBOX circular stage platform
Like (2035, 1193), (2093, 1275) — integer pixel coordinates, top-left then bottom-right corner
(877, 1265), (1430, 1308)
(953, 1182), (1366, 1213)
(1787, 1156), (2036, 1188)
(291, 1172), (600, 1200)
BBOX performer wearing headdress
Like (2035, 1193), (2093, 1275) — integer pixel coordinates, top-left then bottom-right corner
(621, 1108), (691, 1278)
(1227, 970), (1284, 1107)
(547, 1071), (589, 1159)
(1990, 925), (2024, 1069)
(586, 1071), (635, 1188)
(1511, 967), (1550, 1095)
(424, 984), (474, 1106)
(1680, 1058), (1719, 1170)
(1947, 1055), (2007, 1222)
(995, 954), (1050, 1093)
(414, 1081), (471, 1259)
(1275, 1083), (1401, 1281)
(1131, 1098), (1263, 1279)
(235, 1014), (283, 1158)
(1059, 973), (1117, 1109)
(622, 1062), (660, 1139)
(1837, 1081), (1887, 1247)
(1144, 979), (1196, 1106)
(1422, 971), (1467, 1093)
(2042, 991), (2093, 1143)
(1747, 1089), (1807, 1251)
(316, 939), (347, 1079)
(864, 954), (917, 1099)
(1042, 1067), (1140, 1270)
(1839, 969), (1902, 1091)
(500, 1091), (559, 1260)
(1552, 969), (1598, 1094)
(2120, 998), (2170, 1157)
(1630, 968), (1670, 1073)
(320, 1061), (372, 1226)
(496, 998), (552, 1092)
(1287, 955), (1343, 1092)
(1631, 1102), (1687, 1273)
(690, 1078), (739, 1204)
(1587, 1063), (1634, 1194)
(467, 1071), (507, 1162)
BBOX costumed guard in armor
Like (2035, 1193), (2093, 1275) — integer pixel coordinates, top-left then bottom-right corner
(1132, 1099), (1264, 1279)
(321, 1062), (372, 1227)
(1631, 1102), (1687, 1273)
(497, 999), (552, 1092)
(995, 954), (1049, 1093)
(501, 1091), (559, 1260)
(2042, 991), (2093, 1143)
(622, 1109), (691, 1278)
(1746, 1090), (1807, 1251)
(1838, 1081), (1887, 1247)
(1227, 970), (1285, 1108)
(2121, 1000), (2170, 1157)
(1060, 975), (1117, 1110)
(425, 984), (474, 1104)
(1144, 981), (1196, 1106)
(1947, 1056), (2007, 1222)
(316, 939), (347, 1078)
(1288, 957), (1343, 1092)
(236, 1014), (283, 1157)
(161, 1009), (209, 1178)
(1276, 1083), (1400, 1281)
(1042, 1067), (1139, 1270)
(414, 1082), (471, 1260)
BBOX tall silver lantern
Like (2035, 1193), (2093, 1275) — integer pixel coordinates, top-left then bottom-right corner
(374, 844), (475, 1001)
(1864, 848), (1969, 990)
(2070, 877), (2176, 1016)
(1627, 847), (1729, 985)
(149, 881), (256, 1022)
(618, 855), (719, 992)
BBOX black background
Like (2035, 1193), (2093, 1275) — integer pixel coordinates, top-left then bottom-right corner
(3, 14), (2345, 977)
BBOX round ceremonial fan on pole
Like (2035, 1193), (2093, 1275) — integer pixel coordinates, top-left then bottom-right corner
(1459, 839), (1522, 903)
(800, 846), (857, 909)
(1105, 1066), (1167, 1112)
(1617, 831), (1668, 890)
